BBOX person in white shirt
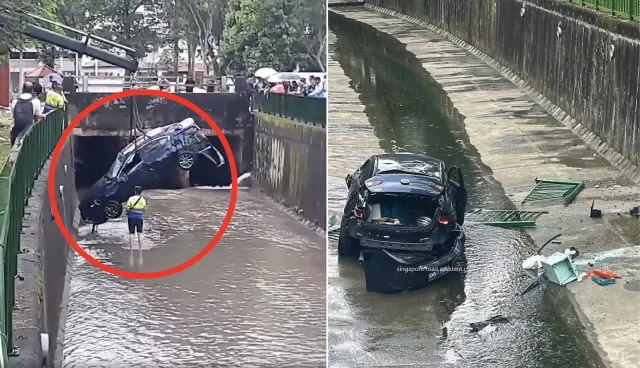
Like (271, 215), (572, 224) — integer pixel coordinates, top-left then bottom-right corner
(10, 82), (44, 145)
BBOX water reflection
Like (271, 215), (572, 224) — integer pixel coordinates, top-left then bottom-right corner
(64, 188), (326, 367)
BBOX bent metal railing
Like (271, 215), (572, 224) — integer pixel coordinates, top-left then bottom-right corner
(0, 108), (67, 363)
(252, 93), (326, 127)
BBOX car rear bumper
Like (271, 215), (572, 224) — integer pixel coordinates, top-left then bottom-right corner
(361, 231), (465, 293)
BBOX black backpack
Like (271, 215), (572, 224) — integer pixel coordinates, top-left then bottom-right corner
(13, 98), (34, 129)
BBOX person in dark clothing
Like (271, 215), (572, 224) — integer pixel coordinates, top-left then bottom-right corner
(185, 77), (196, 93)
(10, 82), (43, 146)
(89, 199), (107, 234)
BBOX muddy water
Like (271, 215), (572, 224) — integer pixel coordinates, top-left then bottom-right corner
(328, 13), (601, 367)
(63, 188), (326, 367)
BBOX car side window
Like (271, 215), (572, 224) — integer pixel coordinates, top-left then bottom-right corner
(121, 152), (142, 175)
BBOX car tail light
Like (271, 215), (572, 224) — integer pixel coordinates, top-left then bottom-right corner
(354, 208), (365, 219)
(365, 179), (383, 187)
(436, 215), (454, 225)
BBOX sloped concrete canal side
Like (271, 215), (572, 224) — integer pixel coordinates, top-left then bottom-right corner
(329, 5), (639, 368)
(62, 188), (326, 367)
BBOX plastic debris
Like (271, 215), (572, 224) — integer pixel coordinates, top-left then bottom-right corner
(589, 201), (602, 218)
(541, 252), (579, 286)
(592, 276), (615, 286)
(577, 272), (588, 282)
(631, 206), (640, 217)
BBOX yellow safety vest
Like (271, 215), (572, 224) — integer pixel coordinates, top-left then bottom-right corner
(45, 91), (65, 108)
(126, 195), (147, 211)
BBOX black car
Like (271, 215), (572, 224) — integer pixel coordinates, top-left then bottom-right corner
(79, 118), (225, 223)
(338, 153), (468, 292)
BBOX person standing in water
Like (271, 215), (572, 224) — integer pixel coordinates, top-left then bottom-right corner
(126, 186), (147, 251)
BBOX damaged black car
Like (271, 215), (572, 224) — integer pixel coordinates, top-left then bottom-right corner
(79, 118), (225, 223)
(338, 153), (468, 293)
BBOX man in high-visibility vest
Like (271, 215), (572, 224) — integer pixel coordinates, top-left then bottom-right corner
(126, 186), (147, 251)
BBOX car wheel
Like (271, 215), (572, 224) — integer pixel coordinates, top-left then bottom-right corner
(338, 222), (359, 257)
(104, 200), (123, 219)
(178, 151), (196, 170)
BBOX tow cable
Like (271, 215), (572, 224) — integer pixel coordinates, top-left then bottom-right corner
(128, 72), (147, 154)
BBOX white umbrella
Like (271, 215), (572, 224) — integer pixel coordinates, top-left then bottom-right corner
(267, 72), (300, 83)
(255, 67), (277, 79)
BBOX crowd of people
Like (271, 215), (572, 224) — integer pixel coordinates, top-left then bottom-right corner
(248, 74), (327, 98)
(9, 80), (67, 146)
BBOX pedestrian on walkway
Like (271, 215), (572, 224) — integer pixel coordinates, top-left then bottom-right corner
(34, 82), (66, 114)
(10, 82), (43, 146)
(126, 186), (147, 251)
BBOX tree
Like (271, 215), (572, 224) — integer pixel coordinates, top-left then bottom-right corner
(57, 0), (166, 59)
(1, 0), (64, 55)
(177, 0), (227, 76)
(220, 0), (325, 76)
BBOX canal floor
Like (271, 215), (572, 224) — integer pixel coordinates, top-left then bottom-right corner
(327, 9), (609, 368)
(62, 188), (326, 367)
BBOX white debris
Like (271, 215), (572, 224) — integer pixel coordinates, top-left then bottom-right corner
(522, 254), (545, 270)
(478, 324), (497, 337)
(577, 272), (588, 282)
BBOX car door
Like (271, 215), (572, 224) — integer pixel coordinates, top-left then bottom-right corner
(447, 166), (467, 225)
(139, 137), (169, 184)
(344, 158), (374, 215)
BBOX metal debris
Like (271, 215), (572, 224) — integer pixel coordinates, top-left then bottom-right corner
(522, 178), (584, 206)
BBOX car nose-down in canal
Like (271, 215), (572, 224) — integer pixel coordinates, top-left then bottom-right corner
(79, 118), (225, 223)
(338, 153), (468, 292)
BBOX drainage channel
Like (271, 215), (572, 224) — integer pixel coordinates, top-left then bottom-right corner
(327, 10), (603, 367)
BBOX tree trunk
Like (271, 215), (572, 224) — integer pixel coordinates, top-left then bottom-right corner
(173, 37), (179, 76)
(187, 40), (195, 75)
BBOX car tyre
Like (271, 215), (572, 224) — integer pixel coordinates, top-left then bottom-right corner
(104, 200), (123, 219)
(338, 223), (359, 257)
(178, 151), (196, 170)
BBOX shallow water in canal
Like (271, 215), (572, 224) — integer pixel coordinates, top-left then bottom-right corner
(328, 12), (603, 368)
(63, 188), (326, 367)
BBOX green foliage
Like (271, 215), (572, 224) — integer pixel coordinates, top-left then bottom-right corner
(0, 0), (65, 50)
(220, 0), (326, 76)
(57, 0), (166, 59)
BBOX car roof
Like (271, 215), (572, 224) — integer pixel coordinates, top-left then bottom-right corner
(120, 118), (198, 157)
(372, 153), (443, 178)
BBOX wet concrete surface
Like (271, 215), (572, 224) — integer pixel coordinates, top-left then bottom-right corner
(327, 14), (607, 367)
(63, 188), (326, 367)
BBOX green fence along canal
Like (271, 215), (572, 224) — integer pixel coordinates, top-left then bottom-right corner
(0, 109), (67, 364)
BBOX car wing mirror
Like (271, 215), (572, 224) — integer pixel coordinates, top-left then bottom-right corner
(346, 174), (353, 188)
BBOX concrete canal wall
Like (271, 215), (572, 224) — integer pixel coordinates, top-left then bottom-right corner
(11, 140), (78, 368)
(252, 112), (327, 229)
(365, 0), (640, 179)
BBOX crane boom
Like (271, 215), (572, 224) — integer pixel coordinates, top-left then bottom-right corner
(0, 13), (139, 72)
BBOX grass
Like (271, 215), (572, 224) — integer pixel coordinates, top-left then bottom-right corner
(0, 115), (11, 166)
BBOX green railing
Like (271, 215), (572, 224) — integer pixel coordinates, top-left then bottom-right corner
(0, 108), (66, 363)
(572, 0), (639, 20)
(252, 93), (326, 127)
